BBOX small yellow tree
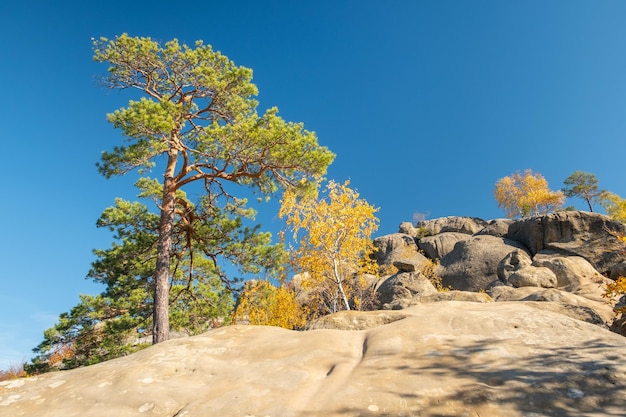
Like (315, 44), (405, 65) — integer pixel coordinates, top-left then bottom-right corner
(604, 233), (626, 313)
(599, 192), (626, 223)
(494, 169), (565, 218)
(279, 180), (379, 317)
(233, 280), (306, 329)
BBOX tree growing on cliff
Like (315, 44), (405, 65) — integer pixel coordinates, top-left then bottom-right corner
(279, 180), (379, 318)
(494, 169), (565, 218)
(563, 171), (602, 212)
(93, 34), (334, 343)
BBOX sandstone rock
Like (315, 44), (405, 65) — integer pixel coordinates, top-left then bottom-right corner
(508, 267), (558, 288)
(532, 254), (612, 301)
(416, 215), (488, 235)
(438, 235), (529, 292)
(497, 249), (533, 281)
(375, 272), (438, 307)
(382, 290), (493, 310)
(507, 211), (626, 273)
(497, 251), (557, 288)
(392, 258), (423, 272)
(417, 232), (470, 260)
(610, 261), (626, 280)
(372, 233), (421, 265)
(475, 218), (515, 237)
(398, 221), (419, 236)
(306, 310), (409, 330)
(489, 286), (615, 326)
(610, 314), (626, 337)
(4, 302), (626, 417)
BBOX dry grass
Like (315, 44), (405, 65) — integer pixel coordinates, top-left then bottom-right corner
(0, 362), (27, 381)
(421, 258), (448, 292)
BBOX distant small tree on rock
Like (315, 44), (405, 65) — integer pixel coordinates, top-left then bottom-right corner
(494, 169), (565, 218)
(563, 170), (602, 212)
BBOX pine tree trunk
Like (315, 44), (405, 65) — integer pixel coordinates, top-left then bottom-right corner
(153, 149), (178, 344)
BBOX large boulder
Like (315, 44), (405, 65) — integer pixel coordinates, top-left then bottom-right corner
(508, 268), (558, 288)
(415, 216), (488, 235)
(398, 221), (420, 237)
(531, 254), (613, 301)
(497, 250), (557, 288)
(438, 235), (529, 292)
(507, 211), (626, 273)
(392, 258), (425, 273)
(375, 272), (438, 307)
(475, 218), (515, 237)
(5, 302), (626, 417)
(417, 232), (470, 260)
(497, 250), (533, 281)
(372, 233), (422, 265)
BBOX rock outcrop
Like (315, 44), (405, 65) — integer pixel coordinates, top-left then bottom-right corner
(497, 250), (558, 288)
(415, 215), (489, 235)
(475, 218), (515, 237)
(375, 271), (438, 307)
(507, 211), (625, 273)
(3, 302), (626, 417)
(372, 233), (426, 267)
(4, 211), (626, 417)
(377, 211), (625, 331)
(438, 235), (529, 291)
(417, 232), (470, 259)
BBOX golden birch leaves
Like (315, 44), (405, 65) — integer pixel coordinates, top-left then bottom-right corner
(494, 169), (565, 218)
(599, 192), (626, 223)
(279, 180), (379, 318)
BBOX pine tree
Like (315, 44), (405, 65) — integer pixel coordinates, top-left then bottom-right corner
(93, 34), (334, 343)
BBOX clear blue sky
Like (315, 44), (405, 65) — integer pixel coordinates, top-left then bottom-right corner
(2, 0), (626, 369)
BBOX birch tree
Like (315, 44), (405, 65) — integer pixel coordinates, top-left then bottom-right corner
(494, 169), (564, 218)
(279, 180), (379, 317)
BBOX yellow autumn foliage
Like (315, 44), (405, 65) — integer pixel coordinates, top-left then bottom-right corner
(605, 277), (626, 314)
(599, 192), (626, 223)
(603, 230), (626, 314)
(494, 169), (565, 218)
(279, 180), (379, 318)
(233, 280), (306, 329)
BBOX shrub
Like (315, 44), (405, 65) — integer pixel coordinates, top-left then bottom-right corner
(0, 362), (26, 381)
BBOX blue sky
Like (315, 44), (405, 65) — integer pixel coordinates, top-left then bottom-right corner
(2, 1), (626, 369)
